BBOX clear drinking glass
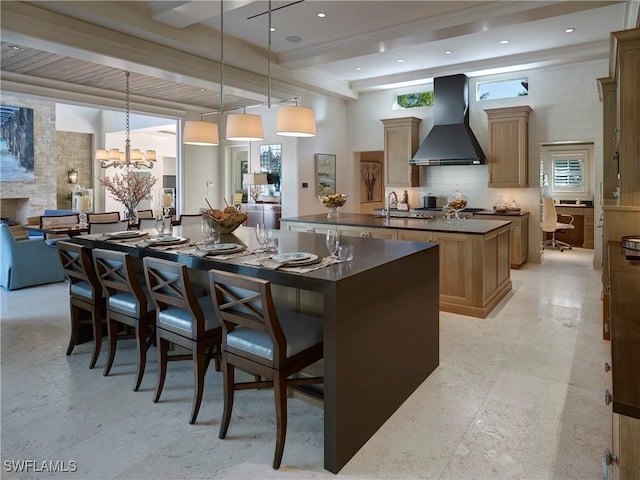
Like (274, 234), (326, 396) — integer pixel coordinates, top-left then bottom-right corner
(326, 228), (340, 258)
(255, 223), (269, 252)
(201, 216), (215, 245)
(155, 215), (165, 236)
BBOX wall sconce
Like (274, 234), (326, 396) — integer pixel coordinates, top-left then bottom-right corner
(67, 169), (78, 184)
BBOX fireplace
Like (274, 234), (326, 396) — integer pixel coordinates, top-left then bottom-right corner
(0, 198), (30, 224)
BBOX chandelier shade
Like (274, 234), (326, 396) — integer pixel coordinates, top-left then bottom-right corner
(184, 120), (219, 145)
(275, 105), (317, 137)
(97, 71), (157, 169)
(226, 113), (264, 141)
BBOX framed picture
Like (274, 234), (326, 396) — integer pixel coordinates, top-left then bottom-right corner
(361, 161), (382, 203)
(0, 105), (35, 182)
(315, 153), (336, 195)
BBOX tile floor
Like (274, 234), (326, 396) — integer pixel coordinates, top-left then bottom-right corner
(1, 248), (611, 479)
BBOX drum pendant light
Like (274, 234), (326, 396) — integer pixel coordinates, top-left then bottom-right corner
(275, 101), (316, 137)
(226, 112), (264, 141)
(184, 121), (219, 145)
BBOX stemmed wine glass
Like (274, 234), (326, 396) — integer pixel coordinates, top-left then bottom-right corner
(255, 223), (269, 255)
(326, 228), (340, 258)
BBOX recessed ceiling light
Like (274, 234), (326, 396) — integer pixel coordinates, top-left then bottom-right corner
(565, 27), (575, 33)
(286, 36), (302, 43)
(397, 59), (405, 63)
(8, 45), (20, 50)
(444, 50), (452, 55)
(354, 67), (362, 71)
(317, 12), (326, 18)
(499, 39), (510, 44)
(270, 27), (276, 32)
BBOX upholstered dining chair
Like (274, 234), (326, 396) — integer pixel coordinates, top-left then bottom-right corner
(87, 211), (121, 223)
(57, 241), (106, 368)
(92, 249), (156, 391)
(208, 269), (324, 469)
(143, 257), (222, 424)
(542, 197), (575, 251)
(136, 209), (154, 219)
(177, 214), (203, 227)
(88, 219), (130, 234)
(138, 218), (158, 230)
(40, 213), (80, 243)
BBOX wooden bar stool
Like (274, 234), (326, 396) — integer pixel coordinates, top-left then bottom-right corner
(209, 269), (324, 469)
(92, 249), (156, 391)
(143, 257), (221, 424)
(57, 241), (106, 368)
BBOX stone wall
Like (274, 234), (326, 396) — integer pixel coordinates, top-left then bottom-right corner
(0, 96), (56, 220)
(56, 131), (93, 209)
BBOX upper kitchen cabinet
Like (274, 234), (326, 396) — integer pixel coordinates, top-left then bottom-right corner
(607, 28), (640, 206)
(381, 117), (421, 187)
(484, 106), (533, 188)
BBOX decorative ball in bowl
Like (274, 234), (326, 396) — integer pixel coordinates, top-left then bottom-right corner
(202, 208), (247, 234)
(318, 193), (348, 208)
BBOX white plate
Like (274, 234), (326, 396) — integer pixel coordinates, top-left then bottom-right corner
(148, 236), (185, 243)
(273, 252), (312, 263)
(105, 231), (140, 238)
(203, 243), (238, 251)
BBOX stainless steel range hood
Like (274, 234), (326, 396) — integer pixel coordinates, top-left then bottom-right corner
(411, 74), (486, 166)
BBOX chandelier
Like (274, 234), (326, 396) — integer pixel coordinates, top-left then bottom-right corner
(96, 71), (157, 169)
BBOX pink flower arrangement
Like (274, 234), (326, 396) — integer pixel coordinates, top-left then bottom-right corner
(99, 171), (158, 212)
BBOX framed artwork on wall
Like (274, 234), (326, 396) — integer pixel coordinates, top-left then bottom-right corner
(361, 161), (382, 203)
(0, 105), (35, 182)
(315, 153), (336, 195)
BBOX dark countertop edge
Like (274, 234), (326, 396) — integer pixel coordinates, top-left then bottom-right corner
(71, 226), (439, 292)
(474, 211), (530, 216)
(281, 214), (512, 235)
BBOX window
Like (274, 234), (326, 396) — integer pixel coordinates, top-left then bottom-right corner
(393, 91), (434, 110)
(476, 77), (528, 101)
(540, 144), (593, 199)
(553, 157), (583, 189)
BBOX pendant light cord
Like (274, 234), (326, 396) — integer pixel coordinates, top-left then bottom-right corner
(220, 0), (224, 114)
(125, 71), (131, 164)
(268, 0), (272, 109)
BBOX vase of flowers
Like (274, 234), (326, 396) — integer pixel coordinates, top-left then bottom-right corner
(99, 171), (158, 225)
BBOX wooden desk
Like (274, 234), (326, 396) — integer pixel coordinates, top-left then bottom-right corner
(543, 204), (594, 248)
(72, 224), (440, 473)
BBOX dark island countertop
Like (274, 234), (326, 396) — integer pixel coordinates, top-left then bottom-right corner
(281, 213), (512, 234)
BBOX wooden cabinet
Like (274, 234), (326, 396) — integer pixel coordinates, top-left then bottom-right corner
(606, 241), (640, 480)
(381, 117), (421, 187)
(597, 77), (618, 201)
(241, 203), (281, 230)
(474, 212), (529, 267)
(484, 106), (532, 188)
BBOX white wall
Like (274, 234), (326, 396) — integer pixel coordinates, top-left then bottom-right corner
(347, 58), (608, 265)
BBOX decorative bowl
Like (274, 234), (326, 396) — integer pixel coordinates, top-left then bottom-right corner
(202, 210), (247, 234)
(318, 193), (348, 220)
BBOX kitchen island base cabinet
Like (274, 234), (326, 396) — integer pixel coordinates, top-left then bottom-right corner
(398, 227), (511, 318)
(474, 212), (529, 267)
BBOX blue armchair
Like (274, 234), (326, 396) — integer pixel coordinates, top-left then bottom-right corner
(0, 223), (66, 290)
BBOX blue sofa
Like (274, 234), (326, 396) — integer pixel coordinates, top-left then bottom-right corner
(0, 223), (66, 290)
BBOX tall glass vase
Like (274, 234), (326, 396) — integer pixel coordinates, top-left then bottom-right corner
(124, 206), (138, 226)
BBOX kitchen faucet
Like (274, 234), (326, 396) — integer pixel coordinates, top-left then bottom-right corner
(385, 191), (398, 219)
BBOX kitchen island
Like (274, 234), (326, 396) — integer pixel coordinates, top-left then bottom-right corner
(281, 213), (512, 318)
(71, 225), (440, 473)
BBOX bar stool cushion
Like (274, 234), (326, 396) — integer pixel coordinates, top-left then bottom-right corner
(158, 296), (219, 337)
(227, 310), (323, 360)
(70, 280), (104, 301)
(108, 286), (155, 316)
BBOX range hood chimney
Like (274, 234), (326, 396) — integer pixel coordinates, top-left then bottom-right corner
(411, 74), (486, 166)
